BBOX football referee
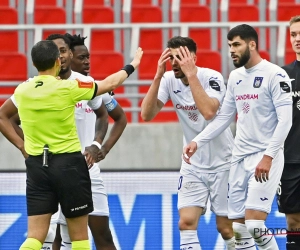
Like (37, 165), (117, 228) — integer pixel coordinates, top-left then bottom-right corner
(0, 40), (143, 250)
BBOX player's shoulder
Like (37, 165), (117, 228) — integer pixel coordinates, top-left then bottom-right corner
(197, 66), (223, 81)
(163, 70), (175, 80)
(69, 71), (94, 82)
(282, 61), (295, 72)
(101, 92), (113, 102)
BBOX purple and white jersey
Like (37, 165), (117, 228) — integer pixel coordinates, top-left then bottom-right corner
(158, 67), (233, 172)
(226, 59), (293, 162)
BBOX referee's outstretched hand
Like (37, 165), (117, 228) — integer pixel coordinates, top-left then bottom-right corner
(130, 47), (144, 69)
(182, 141), (197, 164)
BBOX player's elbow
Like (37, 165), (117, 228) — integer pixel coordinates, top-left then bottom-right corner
(140, 110), (153, 122)
(202, 111), (216, 121)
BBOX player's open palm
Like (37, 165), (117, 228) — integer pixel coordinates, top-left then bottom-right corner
(156, 48), (170, 78)
(130, 47), (144, 69)
(182, 141), (197, 164)
(175, 46), (197, 78)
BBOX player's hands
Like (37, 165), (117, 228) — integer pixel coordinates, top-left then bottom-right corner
(155, 48), (171, 78)
(182, 141), (198, 164)
(97, 146), (109, 162)
(84, 145), (100, 168)
(174, 46), (197, 78)
(130, 47), (144, 69)
(255, 155), (273, 182)
(20, 145), (28, 159)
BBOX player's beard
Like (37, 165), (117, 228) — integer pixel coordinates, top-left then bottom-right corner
(233, 47), (251, 68)
(174, 70), (185, 79)
(59, 65), (70, 75)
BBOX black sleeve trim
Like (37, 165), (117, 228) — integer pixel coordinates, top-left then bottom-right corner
(91, 82), (98, 99)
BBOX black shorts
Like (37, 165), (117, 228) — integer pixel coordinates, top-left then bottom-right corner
(25, 152), (93, 218)
(277, 163), (300, 214)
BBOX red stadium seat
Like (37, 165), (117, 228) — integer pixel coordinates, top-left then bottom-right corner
(0, 31), (18, 52)
(0, 53), (27, 81)
(285, 49), (295, 65)
(179, 5), (211, 49)
(228, 4), (259, 21)
(35, 0), (58, 6)
(84, 0), (114, 5)
(90, 51), (124, 80)
(138, 99), (178, 122)
(0, 0), (9, 6)
(33, 6), (67, 38)
(259, 50), (270, 61)
(277, 3), (300, 21)
(83, 6), (115, 52)
(131, 6), (163, 50)
(110, 97), (132, 122)
(196, 50), (221, 72)
(0, 7), (18, 24)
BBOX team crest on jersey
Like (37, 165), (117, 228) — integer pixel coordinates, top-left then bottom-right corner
(253, 77), (263, 88)
(209, 81), (220, 91)
(280, 82), (291, 93)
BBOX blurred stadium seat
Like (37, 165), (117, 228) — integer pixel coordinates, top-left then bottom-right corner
(277, 3), (300, 21)
(179, 5), (211, 49)
(285, 49), (295, 65)
(0, 53), (27, 81)
(196, 50), (221, 73)
(227, 4), (259, 21)
(90, 51), (124, 80)
(131, 5), (163, 50)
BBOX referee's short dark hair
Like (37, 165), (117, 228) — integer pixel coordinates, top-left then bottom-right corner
(167, 36), (197, 53)
(31, 40), (60, 71)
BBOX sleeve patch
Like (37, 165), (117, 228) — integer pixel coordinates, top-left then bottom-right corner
(280, 82), (291, 93)
(105, 98), (118, 112)
(209, 81), (220, 91)
(76, 78), (94, 88)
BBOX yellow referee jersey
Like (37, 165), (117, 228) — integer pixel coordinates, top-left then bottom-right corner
(14, 75), (96, 155)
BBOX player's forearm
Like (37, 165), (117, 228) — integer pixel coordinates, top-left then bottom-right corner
(102, 116), (127, 154)
(192, 102), (236, 148)
(0, 117), (24, 152)
(95, 70), (128, 95)
(94, 118), (109, 144)
(265, 104), (292, 158)
(141, 76), (162, 121)
(188, 75), (219, 120)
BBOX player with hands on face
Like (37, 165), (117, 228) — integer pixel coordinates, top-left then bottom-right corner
(141, 36), (235, 250)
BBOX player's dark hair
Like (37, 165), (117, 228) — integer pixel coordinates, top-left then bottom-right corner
(167, 36), (197, 53)
(31, 40), (59, 71)
(64, 33), (87, 51)
(46, 33), (71, 49)
(227, 24), (259, 50)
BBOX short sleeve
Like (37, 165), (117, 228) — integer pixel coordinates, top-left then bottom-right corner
(68, 79), (97, 103)
(10, 94), (17, 107)
(270, 70), (293, 108)
(87, 96), (103, 110)
(204, 71), (225, 104)
(157, 74), (170, 104)
(101, 93), (118, 112)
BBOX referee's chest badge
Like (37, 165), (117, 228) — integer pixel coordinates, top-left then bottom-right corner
(253, 77), (263, 88)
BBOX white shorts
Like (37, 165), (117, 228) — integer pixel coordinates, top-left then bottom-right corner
(228, 149), (284, 219)
(177, 164), (230, 217)
(50, 163), (109, 225)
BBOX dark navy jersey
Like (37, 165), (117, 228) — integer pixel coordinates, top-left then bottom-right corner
(282, 60), (300, 163)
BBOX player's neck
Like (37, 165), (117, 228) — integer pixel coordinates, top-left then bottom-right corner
(244, 54), (262, 69)
(59, 70), (72, 80)
(181, 77), (189, 86)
